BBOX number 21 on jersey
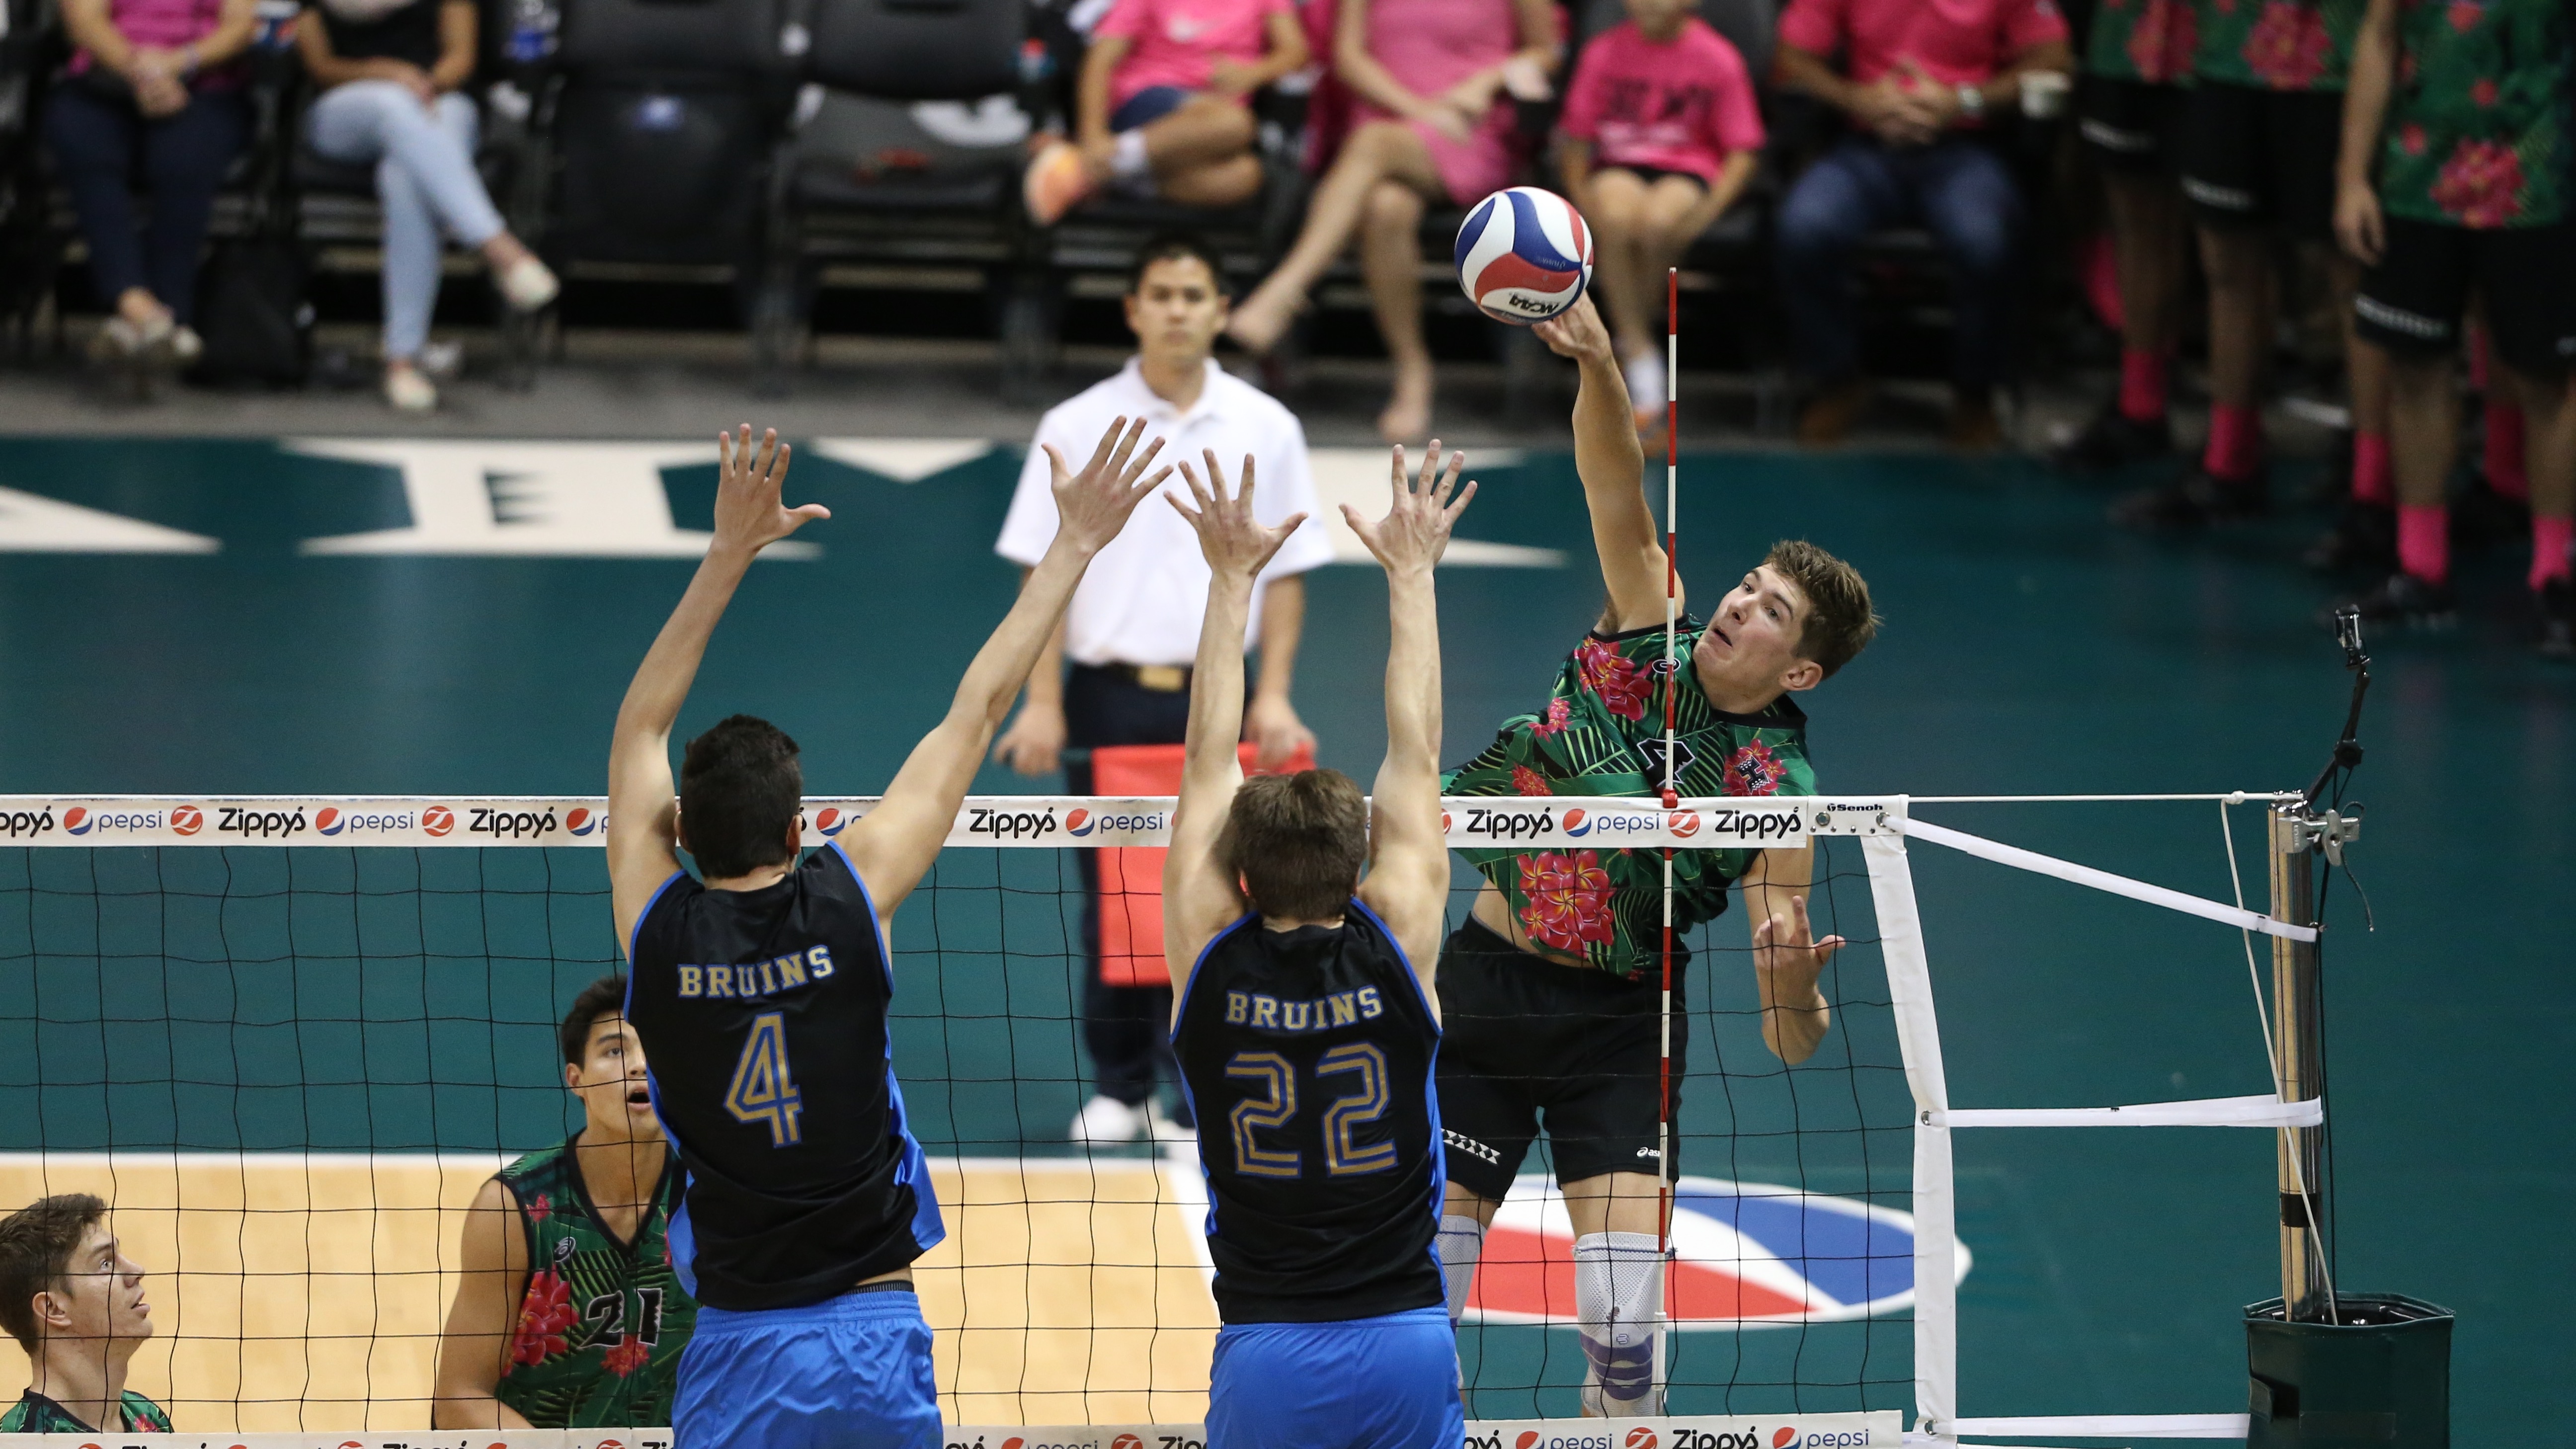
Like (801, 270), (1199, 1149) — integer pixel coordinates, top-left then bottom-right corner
(726, 1012), (803, 1146)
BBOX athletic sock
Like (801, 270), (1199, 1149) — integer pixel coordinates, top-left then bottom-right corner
(2117, 348), (2168, 423)
(2398, 503), (2450, 585)
(1109, 130), (1150, 181)
(2486, 402), (2529, 501)
(2351, 432), (2392, 505)
(2204, 403), (2263, 482)
(1573, 1231), (1663, 1411)
(1437, 1214), (1486, 1325)
(2531, 516), (2573, 590)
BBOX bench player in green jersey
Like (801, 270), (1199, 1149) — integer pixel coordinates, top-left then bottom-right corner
(1430, 295), (1880, 1416)
(431, 973), (697, 1428)
(0, 1194), (173, 1435)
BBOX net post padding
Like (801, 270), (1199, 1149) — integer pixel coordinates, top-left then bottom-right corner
(1859, 831), (1954, 1442)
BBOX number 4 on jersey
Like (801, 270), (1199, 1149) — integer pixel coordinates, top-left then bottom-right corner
(726, 1011), (804, 1146)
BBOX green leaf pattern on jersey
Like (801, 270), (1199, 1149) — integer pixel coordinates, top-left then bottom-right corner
(2377, 0), (2567, 227)
(493, 1138), (698, 1429)
(1443, 619), (1816, 979)
(2194, 0), (2368, 90)
(0, 1389), (172, 1433)
(2088, 0), (2199, 83)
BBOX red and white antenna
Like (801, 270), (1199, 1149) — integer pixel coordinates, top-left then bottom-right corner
(1656, 266), (1681, 1404)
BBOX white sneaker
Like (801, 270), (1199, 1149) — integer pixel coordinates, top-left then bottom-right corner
(1069, 1094), (1146, 1144)
(385, 365), (438, 412)
(1145, 1101), (1197, 1144)
(496, 254), (560, 312)
(1623, 350), (1667, 425)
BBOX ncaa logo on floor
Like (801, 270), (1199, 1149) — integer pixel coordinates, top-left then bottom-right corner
(1461, 1176), (1968, 1327)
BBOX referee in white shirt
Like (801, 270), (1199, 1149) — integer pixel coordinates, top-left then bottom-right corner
(992, 233), (1334, 1146)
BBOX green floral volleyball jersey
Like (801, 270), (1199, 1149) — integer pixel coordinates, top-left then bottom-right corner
(2088, 0), (2199, 84)
(2377, 0), (2567, 227)
(1444, 618), (1816, 978)
(2194, 0), (2367, 90)
(0, 1388), (171, 1432)
(492, 1138), (697, 1429)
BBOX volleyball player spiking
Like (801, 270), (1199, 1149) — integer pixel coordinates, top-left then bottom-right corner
(606, 420), (1169, 1449)
(1433, 295), (1880, 1415)
(1163, 443), (1472, 1449)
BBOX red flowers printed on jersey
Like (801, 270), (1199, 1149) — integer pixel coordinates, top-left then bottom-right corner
(2128, 0), (2197, 82)
(601, 1333), (652, 1377)
(509, 1269), (578, 1367)
(2243, 0), (2333, 87)
(1722, 741), (1788, 797)
(1518, 850), (1615, 953)
(1530, 698), (1572, 738)
(1511, 765), (1552, 797)
(524, 1193), (553, 1224)
(2445, 0), (2481, 28)
(2432, 138), (2524, 224)
(1574, 640), (1652, 722)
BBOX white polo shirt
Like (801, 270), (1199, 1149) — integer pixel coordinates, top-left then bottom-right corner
(997, 358), (1334, 668)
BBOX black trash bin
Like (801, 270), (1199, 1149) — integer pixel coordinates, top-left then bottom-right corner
(2247, 1294), (2452, 1449)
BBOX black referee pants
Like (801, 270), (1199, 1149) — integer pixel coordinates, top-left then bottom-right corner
(1064, 663), (1194, 1124)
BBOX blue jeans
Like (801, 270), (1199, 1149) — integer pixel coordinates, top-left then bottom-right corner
(43, 80), (252, 323)
(1774, 134), (2026, 390)
(305, 82), (506, 360)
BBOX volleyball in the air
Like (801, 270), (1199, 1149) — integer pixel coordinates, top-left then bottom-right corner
(1454, 186), (1594, 324)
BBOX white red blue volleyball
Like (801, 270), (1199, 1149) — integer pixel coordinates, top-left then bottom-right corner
(1455, 187), (1594, 324)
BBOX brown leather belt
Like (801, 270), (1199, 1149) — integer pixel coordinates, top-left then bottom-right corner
(1091, 661), (1193, 692)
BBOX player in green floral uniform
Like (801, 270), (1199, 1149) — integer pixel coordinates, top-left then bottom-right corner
(2054, 0), (2198, 469)
(2330, 0), (2575, 648)
(2117, 0), (2394, 538)
(432, 974), (697, 1428)
(1430, 296), (1879, 1417)
(0, 1194), (173, 1435)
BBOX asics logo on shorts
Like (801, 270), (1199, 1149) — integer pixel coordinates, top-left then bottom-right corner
(2356, 296), (2452, 340)
(2181, 176), (2255, 211)
(1443, 1128), (1502, 1165)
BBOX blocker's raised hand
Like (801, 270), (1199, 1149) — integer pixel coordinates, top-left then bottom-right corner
(1046, 415), (1173, 554)
(1344, 439), (1475, 577)
(712, 425), (828, 556)
(1171, 450), (1306, 580)
(1754, 893), (1845, 1001)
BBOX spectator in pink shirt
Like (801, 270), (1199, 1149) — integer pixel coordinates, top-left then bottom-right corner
(1225, 0), (1560, 442)
(1771, 0), (2071, 448)
(43, 0), (258, 367)
(1024, 0), (1311, 224)
(1558, 0), (1765, 431)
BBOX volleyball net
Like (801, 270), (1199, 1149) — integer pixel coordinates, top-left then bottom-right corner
(0, 789), (2330, 1446)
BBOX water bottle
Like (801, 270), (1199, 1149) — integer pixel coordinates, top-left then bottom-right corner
(505, 0), (558, 65)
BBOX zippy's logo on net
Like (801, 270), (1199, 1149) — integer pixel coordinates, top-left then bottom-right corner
(218, 806), (310, 838)
(966, 805), (1063, 841)
(0, 808), (57, 838)
(469, 806), (561, 839)
(1458, 806), (1563, 842)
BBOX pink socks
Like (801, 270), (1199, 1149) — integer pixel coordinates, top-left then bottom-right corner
(2119, 350), (2169, 423)
(2533, 517), (2573, 591)
(2486, 403), (2529, 501)
(2204, 404), (2264, 482)
(2352, 432), (2392, 505)
(2397, 504), (2449, 584)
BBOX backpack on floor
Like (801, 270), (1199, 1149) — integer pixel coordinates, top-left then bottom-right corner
(190, 237), (312, 387)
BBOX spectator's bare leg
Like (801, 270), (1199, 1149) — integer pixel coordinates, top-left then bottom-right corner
(1583, 168), (1655, 359)
(2328, 249), (2391, 442)
(1635, 175), (1718, 311)
(2510, 362), (2575, 545)
(2388, 352), (2454, 511)
(1138, 97), (1258, 173)
(2198, 224), (2274, 416)
(1361, 178), (1433, 442)
(2105, 171), (2185, 358)
(1230, 120), (1443, 353)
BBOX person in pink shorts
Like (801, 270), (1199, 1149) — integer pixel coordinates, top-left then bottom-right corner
(1559, 0), (1765, 431)
(1025, 0), (1312, 223)
(1226, 0), (1560, 442)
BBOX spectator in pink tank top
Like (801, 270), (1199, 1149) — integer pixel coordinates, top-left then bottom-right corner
(1225, 0), (1559, 442)
(42, 0), (258, 368)
(1023, 0), (1312, 224)
(1558, 0), (1765, 431)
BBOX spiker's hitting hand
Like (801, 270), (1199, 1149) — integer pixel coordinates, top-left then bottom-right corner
(1344, 439), (1475, 577)
(1171, 450), (1308, 580)
(711, 425), (829, 557)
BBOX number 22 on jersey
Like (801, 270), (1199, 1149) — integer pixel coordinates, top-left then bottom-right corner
(1224, 1043), (1395, 1178)
(726, 1012), (804, 1146)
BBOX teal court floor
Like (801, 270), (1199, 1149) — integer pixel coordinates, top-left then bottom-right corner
(0, 434), (2566, 1436)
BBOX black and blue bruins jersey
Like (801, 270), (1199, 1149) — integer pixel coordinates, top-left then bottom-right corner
(624, 842), (943, 1312)
(1173, 902), (1446, 1324)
